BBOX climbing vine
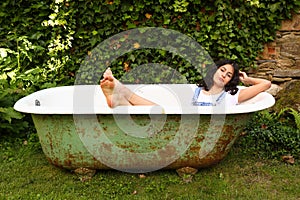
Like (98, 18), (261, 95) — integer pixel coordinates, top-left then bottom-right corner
(41, 0), (76, 88)
(69, 0), (300, 80)
(0, 0), (299, 134)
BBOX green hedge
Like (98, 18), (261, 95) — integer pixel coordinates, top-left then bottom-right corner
(0, 0), (299, 134)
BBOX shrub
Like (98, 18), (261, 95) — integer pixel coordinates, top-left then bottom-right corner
(238, 109), (300, 160)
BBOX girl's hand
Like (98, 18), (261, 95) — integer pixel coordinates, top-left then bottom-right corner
(238, 71), (271, 103)
(239, 71), (250, 85)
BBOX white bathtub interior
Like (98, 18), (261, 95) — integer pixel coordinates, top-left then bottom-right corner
(14, 84), (275, 115)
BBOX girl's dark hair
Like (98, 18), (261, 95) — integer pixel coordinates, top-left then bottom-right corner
(197, 59), (240, 95)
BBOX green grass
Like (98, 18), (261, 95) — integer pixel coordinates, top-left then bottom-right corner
(1, 134), (300, 200)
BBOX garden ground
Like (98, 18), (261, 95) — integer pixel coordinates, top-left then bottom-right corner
(0, 133), (299, 200)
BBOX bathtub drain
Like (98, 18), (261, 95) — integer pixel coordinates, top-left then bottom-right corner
(35, 99), (40, 106)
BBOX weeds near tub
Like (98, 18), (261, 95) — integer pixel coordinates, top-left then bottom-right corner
(237, 108), (300, 162)
(0, 132), (41, 163)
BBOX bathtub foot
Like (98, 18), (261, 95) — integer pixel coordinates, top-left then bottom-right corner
(73, 167), (96, 182)
(176, 166), (198, 183)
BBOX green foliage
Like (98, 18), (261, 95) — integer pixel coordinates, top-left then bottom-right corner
(289, 108), (300, 130)
(238, 109), (300, 159)
(0, 33), (43, 134)
(0, 87), (30, 135)
(0, 0), (299, 134)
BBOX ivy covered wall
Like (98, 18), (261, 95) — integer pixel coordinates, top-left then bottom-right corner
(1, 0), (299, 86)
(0, 0), (299, 134)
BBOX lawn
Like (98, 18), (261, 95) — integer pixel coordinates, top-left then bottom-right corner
(1, 133), (300, 200)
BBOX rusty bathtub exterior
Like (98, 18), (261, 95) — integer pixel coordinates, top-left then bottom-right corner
(32, 113), (250, 171)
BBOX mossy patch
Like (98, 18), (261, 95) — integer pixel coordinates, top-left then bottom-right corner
(273, 80), (300, 112)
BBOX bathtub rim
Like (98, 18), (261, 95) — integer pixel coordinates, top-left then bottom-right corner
(14, 84), (275, 115)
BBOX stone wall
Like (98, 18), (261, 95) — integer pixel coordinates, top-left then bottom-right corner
(249, 12), (300, 96)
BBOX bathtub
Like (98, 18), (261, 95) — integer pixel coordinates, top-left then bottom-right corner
(14, 84), (275, 173)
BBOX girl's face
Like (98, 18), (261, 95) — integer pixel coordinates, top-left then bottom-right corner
(213, 64), (234, 88)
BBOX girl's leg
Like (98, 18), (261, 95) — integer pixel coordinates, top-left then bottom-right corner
(100, 68), (155, 107)
(127, 93), (156, 106)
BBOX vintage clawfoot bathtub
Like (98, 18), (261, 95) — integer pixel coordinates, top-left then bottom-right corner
(14, 84), (275, 173)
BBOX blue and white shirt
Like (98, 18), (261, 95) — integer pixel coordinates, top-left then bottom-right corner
(192, 87), (240, 107)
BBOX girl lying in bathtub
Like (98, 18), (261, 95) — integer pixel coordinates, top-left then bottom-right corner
(100, 60), (271, 108)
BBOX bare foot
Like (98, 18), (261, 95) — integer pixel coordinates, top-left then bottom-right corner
(100, 68), (131, 107)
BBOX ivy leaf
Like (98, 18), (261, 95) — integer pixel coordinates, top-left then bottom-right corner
(236, 45), (243, 52)
(126, 22), (136, 29)
(269, 2), (281, 13)
(210, 33), (219, 40)
(164, 18), (171, 25)
(129, 54), (136, 62)
(229, 32), (235, 37)
(92, 30), (98, 36)
(229, 43), (235, 49)
(159, 0), (168, 4)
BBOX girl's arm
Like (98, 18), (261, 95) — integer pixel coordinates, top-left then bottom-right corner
(238, 71), (271, 103)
